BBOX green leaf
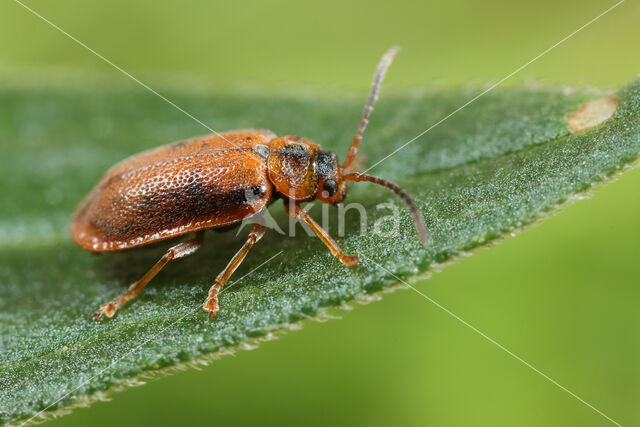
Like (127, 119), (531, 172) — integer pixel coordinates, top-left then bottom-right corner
(2, 76), (640, 424)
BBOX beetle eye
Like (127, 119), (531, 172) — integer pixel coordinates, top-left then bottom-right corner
(322, 179), (338, 197)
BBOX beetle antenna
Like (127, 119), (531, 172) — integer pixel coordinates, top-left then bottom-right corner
(342, 47), (399, 171)
(343, 172), (428, 245)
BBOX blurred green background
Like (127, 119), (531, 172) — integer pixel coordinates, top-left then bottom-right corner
(2, 0), (639, 425)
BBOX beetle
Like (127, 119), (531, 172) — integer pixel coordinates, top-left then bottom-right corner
(71, 47), (427, 319)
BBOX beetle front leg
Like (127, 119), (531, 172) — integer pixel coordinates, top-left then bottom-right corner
(285, 201), (360, 267)
(95, 231), (205, 320)
(203, 223), (267, 317)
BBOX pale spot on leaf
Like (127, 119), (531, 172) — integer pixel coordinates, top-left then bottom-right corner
(567, 96), (619, 132)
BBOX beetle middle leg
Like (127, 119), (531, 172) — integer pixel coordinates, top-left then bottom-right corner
(203, 223), (267, 317)
(95, 231), (204, 320)
(285, 201), (360, 267)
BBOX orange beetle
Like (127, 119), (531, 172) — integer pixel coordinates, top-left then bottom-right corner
(71, 48), (427, 319)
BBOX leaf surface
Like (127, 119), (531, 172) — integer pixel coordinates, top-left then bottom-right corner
(1, 78), (640, 424)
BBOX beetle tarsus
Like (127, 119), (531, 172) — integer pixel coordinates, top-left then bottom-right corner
(203, 289), (220, 317)
(340, 255), (361, 267)
(94, 302), (118, 320)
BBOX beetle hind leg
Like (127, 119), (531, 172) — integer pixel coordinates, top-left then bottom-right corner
(95, 232), (204, 320)
(203, 223), (267, 317)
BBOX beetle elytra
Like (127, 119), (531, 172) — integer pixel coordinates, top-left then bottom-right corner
(70, 47), (427, 319)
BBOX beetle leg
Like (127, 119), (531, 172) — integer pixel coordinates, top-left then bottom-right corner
(285, 201), (360, 267)
(95, 231), (205, 320)
(203, 223), (267, 317)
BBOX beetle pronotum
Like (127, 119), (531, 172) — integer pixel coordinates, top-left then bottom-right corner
(70, 47), (427, 319)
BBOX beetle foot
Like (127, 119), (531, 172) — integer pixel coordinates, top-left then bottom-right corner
(94, 302), (118, 320)
(340, 255), (360, 267)
(202, 294), (220, 318)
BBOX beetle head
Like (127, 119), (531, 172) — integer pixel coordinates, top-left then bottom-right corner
(267, 136), (347, 204)
(314, 150), (347, 204)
